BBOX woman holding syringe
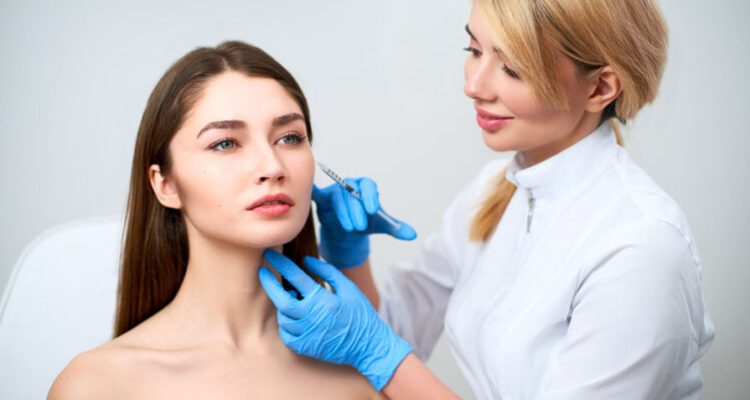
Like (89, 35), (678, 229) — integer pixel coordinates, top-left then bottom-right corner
(259, 0), (714, 398)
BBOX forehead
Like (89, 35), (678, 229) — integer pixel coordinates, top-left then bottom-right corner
(468, 4), (491, 41)
(187, 71), (301, 125)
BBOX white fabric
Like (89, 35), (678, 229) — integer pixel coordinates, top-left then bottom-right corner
(0, 216), (122, 400)
(379, 123), (715, 400)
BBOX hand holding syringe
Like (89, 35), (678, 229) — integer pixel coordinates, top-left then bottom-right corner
(313, 162), (417, 268)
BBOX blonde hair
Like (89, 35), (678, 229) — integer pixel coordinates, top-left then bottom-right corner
(469, 0), (668, 242)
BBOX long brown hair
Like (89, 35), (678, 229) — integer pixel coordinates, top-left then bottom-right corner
(115, 41), (318, 337)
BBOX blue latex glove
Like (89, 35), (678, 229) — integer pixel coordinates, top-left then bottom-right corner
(259, 248), (413, 391)
(312, 177), (417, 268)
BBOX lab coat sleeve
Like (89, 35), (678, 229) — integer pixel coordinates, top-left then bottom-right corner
(537, 219), (714, 400)
(377, 194), (467, 360)
(378, 160), (502, 361)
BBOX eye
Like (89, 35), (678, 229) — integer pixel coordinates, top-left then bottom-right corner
(463, 46), (481, 57)
(276, 132), (307, 146)
(502, 65), (521, 79)
(209, 138), (239, 152)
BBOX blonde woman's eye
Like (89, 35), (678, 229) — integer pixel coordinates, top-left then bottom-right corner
(209, 138), (238, 151)
(463, 46), (481, 57)
(502, 65), (521, 79)
(277, 133), (307, 146)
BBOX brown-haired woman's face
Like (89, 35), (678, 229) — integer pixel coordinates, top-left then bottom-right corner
(150, 71), (314, 250)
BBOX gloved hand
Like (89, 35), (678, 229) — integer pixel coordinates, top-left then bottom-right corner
(312, 177), (416, 268)
(259, 248), (413, 391)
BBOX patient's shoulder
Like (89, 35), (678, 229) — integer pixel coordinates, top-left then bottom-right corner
(48, 342), (131, 400)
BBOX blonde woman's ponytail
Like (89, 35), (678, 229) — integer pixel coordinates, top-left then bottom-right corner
(469, 171), (517, 242)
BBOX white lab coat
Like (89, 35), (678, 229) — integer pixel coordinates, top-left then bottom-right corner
(378, 123), (715, 399)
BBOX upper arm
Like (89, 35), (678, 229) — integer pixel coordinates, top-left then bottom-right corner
(379, 160), (506, 359)
(378, 185), (477, 359)
(538, 221), (708, 399)
(48, 351), (110, 400)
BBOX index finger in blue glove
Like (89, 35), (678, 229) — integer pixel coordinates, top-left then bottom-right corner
(331, 184), (355, 232)
(303, 256), (351, 294)
(343, 179), (368, 231)
(358, 178), (380, 215)
(259, 267), (312, 319)
(263, 249), (319, 298)
(258, 267), (296, 311)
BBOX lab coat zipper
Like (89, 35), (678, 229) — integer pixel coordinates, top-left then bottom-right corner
(526, 190), (535, 233)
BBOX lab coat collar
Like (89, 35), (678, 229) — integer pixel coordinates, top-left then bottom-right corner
(506, 122), (618, 198)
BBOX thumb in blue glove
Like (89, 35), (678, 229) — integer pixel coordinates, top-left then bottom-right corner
(258, 248), (412, 391)
(313, 177), (417, 268)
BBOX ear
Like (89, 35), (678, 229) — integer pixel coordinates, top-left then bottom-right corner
(149, 164), (182, 209)
(585, 65), (623, 114)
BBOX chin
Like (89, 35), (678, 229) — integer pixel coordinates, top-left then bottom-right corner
(482, 131), (517, 152)
(257, 213), (311, 244)
(247, 221), (305, 248)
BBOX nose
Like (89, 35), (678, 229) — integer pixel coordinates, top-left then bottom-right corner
(254, 146), (286, 185)
(464, 58), (497, 103)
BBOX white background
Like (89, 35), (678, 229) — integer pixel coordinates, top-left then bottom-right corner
(1, 0), (748, 398)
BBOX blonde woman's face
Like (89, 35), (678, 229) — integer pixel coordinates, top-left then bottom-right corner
(155, 71), (314, 250)
(463, 4), (596, 166)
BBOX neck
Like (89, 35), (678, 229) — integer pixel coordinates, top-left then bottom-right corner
(164, 222), (279, 350)
(518, 111), (601, 168)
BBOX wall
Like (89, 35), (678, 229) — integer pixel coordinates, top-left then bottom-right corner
(1, 0), (747, 397)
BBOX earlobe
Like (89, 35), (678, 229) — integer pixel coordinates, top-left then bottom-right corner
(148, 164), (182, 209)
(586, 66), (623, 113)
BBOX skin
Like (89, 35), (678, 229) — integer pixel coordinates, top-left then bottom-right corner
(463, 3), (621, 168)
(348, 3), (623, 399)
(48, 72), (382, 400)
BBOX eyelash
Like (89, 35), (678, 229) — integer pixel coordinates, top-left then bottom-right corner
(207, 132), (308, 152)
(209, 137), (238, 152)
(463, 46), (521, 80)
(276, 132), (308, 146)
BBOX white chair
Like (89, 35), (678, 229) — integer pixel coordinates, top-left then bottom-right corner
(0, 216), (123, 399)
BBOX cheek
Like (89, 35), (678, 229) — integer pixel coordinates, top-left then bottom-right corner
(500, 82), (579, 137)
(499, 82), (544, 117)
(286, 149), (315, 196)
(171, 154), (237, 214)
(173, 169), (215, 213)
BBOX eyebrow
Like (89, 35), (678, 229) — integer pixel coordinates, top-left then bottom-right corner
(465, 24), (477, 41)
(272, 112), (305, 128)
(197, 120), (246, 138)
(196, 113), (305, 138)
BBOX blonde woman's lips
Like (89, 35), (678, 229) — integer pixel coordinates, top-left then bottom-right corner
(475, 107), (513, 132)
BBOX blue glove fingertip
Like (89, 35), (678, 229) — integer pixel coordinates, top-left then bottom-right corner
(395, 222), (417, 241)
(359, 178), (380, 215)
(303, 256), (343, 285)
(258, 267), (295, 312)
(263, 249), (320, 299)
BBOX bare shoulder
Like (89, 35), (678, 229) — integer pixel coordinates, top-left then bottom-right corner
(48, 338), (143, 400)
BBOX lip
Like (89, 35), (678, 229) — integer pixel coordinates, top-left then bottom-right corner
(248, 193), (295, 217)
(475, 106), (514, 132)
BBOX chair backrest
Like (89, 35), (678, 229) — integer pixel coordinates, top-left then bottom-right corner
(0, 216), (123, 399)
